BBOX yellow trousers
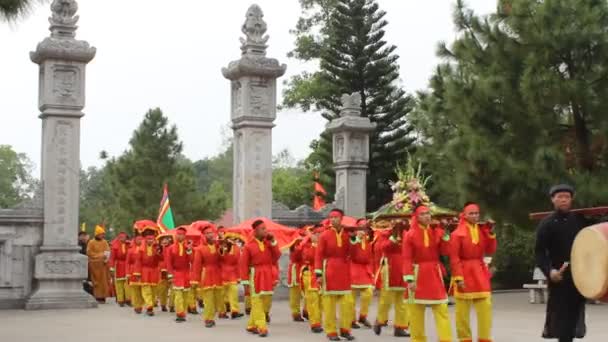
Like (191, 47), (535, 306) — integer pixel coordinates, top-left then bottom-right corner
(248, 295), (272, 333)
(350, 287), (373, 321)
(455, 297), (493, 342)
(224, 283), (240, 313)
(173, 288), (188, 317)
(302, 270), (322, 327)
(125, 282), (132, 302)
(376, 289), (408, 328)
(130, 285), (143, 311)
(322, 293), (353, 336)
(409, 303), (453, 342)
(114, 279), (127, 304)
(142, 285), (156, 310)
(156, 279), (170, 307)
(289, 286), (303, 316)
(202, 287), (224, 322)
(187, 284), (199, 310)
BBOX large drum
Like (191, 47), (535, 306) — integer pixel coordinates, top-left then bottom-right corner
(571, 222), (608, 302)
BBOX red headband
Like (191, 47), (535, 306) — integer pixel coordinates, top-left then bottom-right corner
(464, 203), (480, 214)
(328, 210), (344, 218)
(176, 227), (187, 235)
(415, 205), (430, 216)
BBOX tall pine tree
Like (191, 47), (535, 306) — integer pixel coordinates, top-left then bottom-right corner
(284, 0), (415, 210)
(414, 0), (608, 226)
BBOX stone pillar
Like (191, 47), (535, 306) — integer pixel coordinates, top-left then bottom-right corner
(25, 0), (97, 310)
(222, 4), (286, 223)
(326, 93), (376, 218)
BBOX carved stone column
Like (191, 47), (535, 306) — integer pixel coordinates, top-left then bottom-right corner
(326, 93), (376, 218)
(25, 0), (97, 310)
(222, 4), (286, 223)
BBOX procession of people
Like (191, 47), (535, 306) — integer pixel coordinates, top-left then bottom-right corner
(81, 180), (606, 342)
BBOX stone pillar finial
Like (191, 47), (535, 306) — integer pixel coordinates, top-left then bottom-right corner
(326, 93), (376, 218)
(49, 0), (79, 38)
(240, 4), (269, 56)
(25, 0), (97, 310)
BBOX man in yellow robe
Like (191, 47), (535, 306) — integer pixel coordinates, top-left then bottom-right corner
(87, 226), (111, 303)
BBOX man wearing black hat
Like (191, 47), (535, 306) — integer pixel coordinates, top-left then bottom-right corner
(535, 184), (593, 342)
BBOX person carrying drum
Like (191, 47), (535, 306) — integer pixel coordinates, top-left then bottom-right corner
(535, 184), (594, 342)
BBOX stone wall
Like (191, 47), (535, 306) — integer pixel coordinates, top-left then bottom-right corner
(0, 207), (43, 309)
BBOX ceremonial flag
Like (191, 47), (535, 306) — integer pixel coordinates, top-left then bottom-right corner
(157, 183), (175, 233)
(312, 171), (327, 211)
(80, 222), (86, 232)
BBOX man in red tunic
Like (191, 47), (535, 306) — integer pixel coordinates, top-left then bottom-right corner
(297, 226), (324, 333)
(108, 232), (129, 307)
(349, 219), (374, 329)
(126, 235), (144, 314)
(219, 232), (244, 319)
(373, 221), (409, 337)
(403, 206), (453, 342)
(138, 234), (163, 316)
(240, 220), (282, 337)
(287, 231), (305, 322)
(315, 209), (356, 341)
(192, 225), (224, 327)
(450, 202), (497, 342)
(166, 226), (194, 322)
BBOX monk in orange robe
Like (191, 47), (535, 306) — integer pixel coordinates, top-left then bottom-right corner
(87, 225), (111, 303)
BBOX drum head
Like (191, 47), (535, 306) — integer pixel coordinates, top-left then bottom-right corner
(571, 223), (608, 300)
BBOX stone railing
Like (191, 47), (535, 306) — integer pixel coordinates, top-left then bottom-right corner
(0, 204), (43, 309)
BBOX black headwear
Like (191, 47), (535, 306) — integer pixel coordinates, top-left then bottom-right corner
(549, 184), (574, 197)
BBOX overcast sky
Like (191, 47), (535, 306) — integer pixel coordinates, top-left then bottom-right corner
(0, 0), (495, 174)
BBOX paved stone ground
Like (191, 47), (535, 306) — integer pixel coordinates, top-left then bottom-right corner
(1, 292), (606, 342)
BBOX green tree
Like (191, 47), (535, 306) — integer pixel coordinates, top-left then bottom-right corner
(284, 0), (416, 210)
(414, 0), (608, 226)
(98, 108), (227, 230)
(0, 0), (43, 21)
(0, 145), (36, 208)
(272, 149), (313, 209)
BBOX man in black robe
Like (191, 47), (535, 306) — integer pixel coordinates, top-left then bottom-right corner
(535, 184), (591, 342)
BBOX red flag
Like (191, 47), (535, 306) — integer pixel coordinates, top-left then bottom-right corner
(313, 171), (327, 211)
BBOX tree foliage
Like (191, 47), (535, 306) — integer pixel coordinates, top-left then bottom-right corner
(0, 145), (36, 208)
(413, 0), (608, 226)
(284, 0), (416, 211)
(79, 108), (229, 231)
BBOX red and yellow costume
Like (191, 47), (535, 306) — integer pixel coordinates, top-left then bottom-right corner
(240, 236), (281, 335)
(403, 206), (453, 342)
(187, 237), (202, 314)
(375, 228), (409, 334)
(166, 228), (194, 320)
(287, 240), (304, 320)
(349, 230), (374, 326)
(108, 233), (129, 306)
(220, 241), (242, 316)
(126, 236), (144, 313)
(192, 233), (224, 325)
(450, 204), (497, 342)
(297, 233), (323, 331)
(315, 212), (355, 339)
(137, 236), (163, 314)
(155, 235), (173, 311)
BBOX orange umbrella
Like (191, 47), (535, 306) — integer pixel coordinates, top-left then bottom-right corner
(225, 217), (300, 250)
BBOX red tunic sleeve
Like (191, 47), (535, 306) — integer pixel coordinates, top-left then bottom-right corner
(402, 231), (415, 282)
(166, 246), (175, 276)
(314, 232), (326, 274)
(240, 244), (251, 284)
(108, 244), (117, 269)
(450, 232), (464, 281)
(191, 247), (203, 284)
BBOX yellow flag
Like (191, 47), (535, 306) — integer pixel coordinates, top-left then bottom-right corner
(80, 222), (86, 232)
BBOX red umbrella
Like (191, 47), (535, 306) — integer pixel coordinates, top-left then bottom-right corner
(225, 217), (300, 250)
(133, 219), (159, 234)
